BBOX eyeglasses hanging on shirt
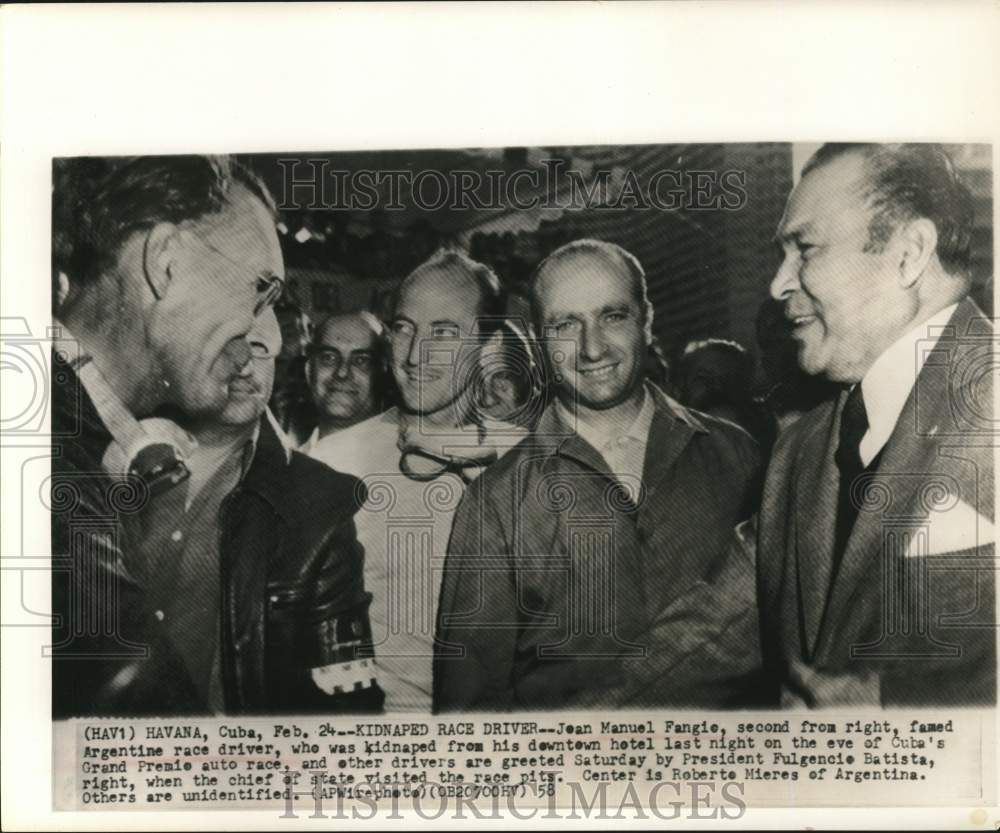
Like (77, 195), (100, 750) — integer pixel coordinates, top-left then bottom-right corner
(395, 410), (498, 484)
(398, 444), (498, 484)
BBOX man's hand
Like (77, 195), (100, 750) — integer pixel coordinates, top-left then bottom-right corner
(782, 660), (881, 708)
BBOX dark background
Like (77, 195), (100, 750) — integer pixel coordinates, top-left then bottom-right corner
(241, 143), (993, 379)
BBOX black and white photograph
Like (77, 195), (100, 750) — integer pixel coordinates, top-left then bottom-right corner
(47, 141), (996, 717)
(2, 2), (998, 828)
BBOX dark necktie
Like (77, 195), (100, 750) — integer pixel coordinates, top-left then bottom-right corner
(832, 384), (870, 576)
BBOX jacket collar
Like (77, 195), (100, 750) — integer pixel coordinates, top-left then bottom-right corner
(238, 415), (297, 524)
(52, 355), (114, 464)
(804, 296), (993, 659)
(531, 382), (708, 483)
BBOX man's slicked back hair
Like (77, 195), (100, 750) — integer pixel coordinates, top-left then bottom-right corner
(803, 143), (975, 277)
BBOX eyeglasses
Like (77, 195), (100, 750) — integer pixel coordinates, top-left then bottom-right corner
(398, 446), (497, 485)
(192, 231), (285, 316)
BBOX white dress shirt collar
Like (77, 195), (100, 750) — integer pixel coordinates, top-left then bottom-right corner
(299, 426), (320, 456)
(858, 302), (958, 466)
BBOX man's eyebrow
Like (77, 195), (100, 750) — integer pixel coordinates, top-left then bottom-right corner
(430, 319), (461, 329)
(773, 223), (814, 246)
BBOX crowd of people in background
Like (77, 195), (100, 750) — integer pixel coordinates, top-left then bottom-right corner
(49, 142), (993, 717)
(271, 287), (835, 468)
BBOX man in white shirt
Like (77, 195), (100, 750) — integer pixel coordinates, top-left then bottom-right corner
(310, 250), (526, 712)
(300, 311), (385, 454)
(759, 143), (995, 706)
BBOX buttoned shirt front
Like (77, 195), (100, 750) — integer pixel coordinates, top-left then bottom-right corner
(133, 434), (257, 713)
(555, 386), (655, 490)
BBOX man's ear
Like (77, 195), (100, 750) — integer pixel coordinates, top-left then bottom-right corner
(56, 270), (71, 309)
(142, 222), (181, 301)
(898, 217), (938, 289)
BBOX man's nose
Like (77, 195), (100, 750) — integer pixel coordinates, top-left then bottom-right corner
(252, 307), (283, 357)
(404, 332), (420, 367)
(770, 254), (800, 302)
(224, 338), (253, 372)
(333, 357), (351, 380)
(579, 321), (606, 362)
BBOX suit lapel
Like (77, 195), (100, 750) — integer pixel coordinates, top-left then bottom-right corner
(793, 399), (842, 657)
(814, 394), (936, 660)
(814, 299), (983, 662)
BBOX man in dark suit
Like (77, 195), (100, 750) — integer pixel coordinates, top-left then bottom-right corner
(759, 143), (995, 706)
(434, 240), (764, 710)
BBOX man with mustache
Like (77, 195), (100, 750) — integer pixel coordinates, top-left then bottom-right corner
(435, 239), (764, 710)
(758, 143), (995, 706)
(50, 155), (376, 715)
(300, 311), (386, 454)
(135, 311), (382, 714)
(310, 249), (526, 711)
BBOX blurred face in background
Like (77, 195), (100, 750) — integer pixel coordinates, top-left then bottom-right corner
(277, 308), (306, 361)
(307, 313), (381, 428)
(476, 326), (536, 425)
(676, 345), (750, 411)
(388, 263), (483, 417)
(479, 366), (524, 424)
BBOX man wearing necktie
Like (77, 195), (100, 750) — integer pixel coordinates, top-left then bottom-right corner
(310, 250), (527, 712)
(759, 143), (995, 706)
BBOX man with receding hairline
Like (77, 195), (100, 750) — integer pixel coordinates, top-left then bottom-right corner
(311, 249), (526, 712)
(435, 239), (764, 711)
(758, 142), (995, 706)
(300, 311), (386, 453)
